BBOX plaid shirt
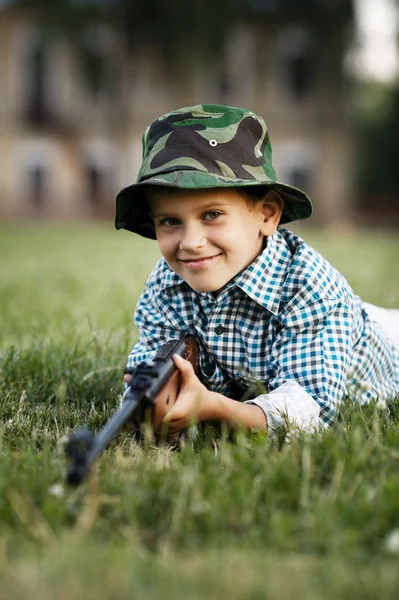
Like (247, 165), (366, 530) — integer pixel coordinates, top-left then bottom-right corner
(127, 228), (399, 433)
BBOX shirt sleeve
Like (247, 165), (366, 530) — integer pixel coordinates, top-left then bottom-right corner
(246, 300), (353, 432)
(244, 381), (325, 439)
(126, 283), (187, 371)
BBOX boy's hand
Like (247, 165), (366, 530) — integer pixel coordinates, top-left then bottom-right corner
(124, 356), (266, 438)
(162, 354), (211, 438)
(123, 354), (212, 439)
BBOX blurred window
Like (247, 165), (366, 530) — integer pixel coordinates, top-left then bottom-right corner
(285, 166), (311, 193)
(14, 140), (54, 214)
(79, 24), (117, 98)
(217, 60), (234, 103)
(206, 28), (254, 105)
(24, 34), (54, 126)
(277, 27), (317, 102)
(275, 141), (315, 195)
(85, 163), (105, 206)
(27, 165), (47, 209)
(82, 140), (116, 212)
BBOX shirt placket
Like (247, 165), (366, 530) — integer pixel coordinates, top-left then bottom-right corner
(203, 291), (234, 392)
(192, 293), (220, 389)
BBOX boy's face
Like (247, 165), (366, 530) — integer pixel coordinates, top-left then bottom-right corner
(148, 188), (282, 294)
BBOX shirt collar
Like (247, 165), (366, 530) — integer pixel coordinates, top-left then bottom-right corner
(158, 259), (185, 292)
(233, 229), (293, 315)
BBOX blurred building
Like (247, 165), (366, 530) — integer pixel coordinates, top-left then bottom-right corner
(0, 1), (354, 226)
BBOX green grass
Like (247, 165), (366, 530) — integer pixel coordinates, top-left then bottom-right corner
(1, 224), (399, 599)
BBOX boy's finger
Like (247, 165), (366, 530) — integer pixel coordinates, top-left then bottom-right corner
(164, 419), (185, 434)
(173, 353), (187, 365)
(163, 407), (184, 425)
(173, 354), (194, 375)
(163, 412), (172, 423)
(163, 406), (176, 423)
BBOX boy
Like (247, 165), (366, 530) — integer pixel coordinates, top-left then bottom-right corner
(116, 104), (399, 439)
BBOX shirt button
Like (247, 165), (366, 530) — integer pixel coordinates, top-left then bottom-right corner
(215, 325), (226, 335)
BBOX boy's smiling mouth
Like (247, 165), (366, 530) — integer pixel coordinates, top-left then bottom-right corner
(179, 254), (222, 268)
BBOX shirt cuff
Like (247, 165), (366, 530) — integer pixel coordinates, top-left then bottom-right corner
(244, 380), (324, 439)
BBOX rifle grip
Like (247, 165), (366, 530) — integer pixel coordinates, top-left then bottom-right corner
(183, 336), (200, 375)
(151, 336), (199, 434)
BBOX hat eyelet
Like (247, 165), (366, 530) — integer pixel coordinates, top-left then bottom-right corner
(209, 139), (218, 147)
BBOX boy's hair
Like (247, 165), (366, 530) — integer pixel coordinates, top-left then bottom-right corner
(145, 184), (273, 215)
(236, 185), (270, 209)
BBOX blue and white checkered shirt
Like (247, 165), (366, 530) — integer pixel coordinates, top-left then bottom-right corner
(127, 228), (399, 434)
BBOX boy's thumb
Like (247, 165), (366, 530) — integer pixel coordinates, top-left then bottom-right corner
(173, 354), (192, 376)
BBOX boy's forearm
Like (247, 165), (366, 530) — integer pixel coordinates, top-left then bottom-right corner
(200, 391), (267, 432)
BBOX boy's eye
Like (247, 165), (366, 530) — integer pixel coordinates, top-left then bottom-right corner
(203, 211), (222, 221)
(159, 217), (180, 227)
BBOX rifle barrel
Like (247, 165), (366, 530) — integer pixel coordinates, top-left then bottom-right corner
(65, 338), (188, 485)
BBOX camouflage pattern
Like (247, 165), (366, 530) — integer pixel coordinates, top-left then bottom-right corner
(115, 104), (312, 238)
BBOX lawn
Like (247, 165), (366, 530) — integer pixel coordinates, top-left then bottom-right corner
(0, 223), (399, 599)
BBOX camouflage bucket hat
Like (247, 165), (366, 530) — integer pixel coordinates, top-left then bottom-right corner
(115, 104), (312, 239)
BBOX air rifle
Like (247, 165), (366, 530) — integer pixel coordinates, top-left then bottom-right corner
(65, 337), (199, 486)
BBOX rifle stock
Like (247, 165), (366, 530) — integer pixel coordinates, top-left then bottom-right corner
(65, 336), (199, 486)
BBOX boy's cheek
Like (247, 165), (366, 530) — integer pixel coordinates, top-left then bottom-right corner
(156, 239), (175, 260)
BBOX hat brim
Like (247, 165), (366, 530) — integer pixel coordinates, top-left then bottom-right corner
(115, 170), (312, 239)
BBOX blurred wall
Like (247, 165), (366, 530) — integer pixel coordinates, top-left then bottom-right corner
(0, 3), (354, 227)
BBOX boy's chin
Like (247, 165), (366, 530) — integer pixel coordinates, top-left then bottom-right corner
(185, 279), (227, 295)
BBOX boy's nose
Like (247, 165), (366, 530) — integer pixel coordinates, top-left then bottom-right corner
(179, 226), (207, 251)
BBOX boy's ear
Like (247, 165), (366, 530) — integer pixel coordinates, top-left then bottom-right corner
(259, 190), (284, 236)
